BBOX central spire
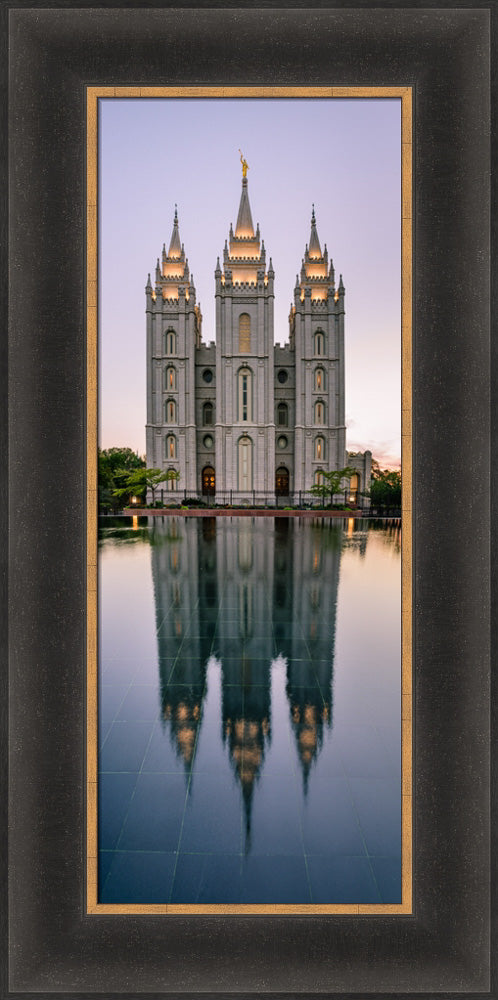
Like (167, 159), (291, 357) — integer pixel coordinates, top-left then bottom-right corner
(235, 177), (254, 238)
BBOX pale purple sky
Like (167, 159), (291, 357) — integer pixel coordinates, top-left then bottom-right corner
(99, 97), (401, 467)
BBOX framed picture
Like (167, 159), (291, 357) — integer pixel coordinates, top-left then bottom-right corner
(5, 5), (492, 997)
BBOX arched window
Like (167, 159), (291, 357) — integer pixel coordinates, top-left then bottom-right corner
(277, 402), (288, 427)
(165, 435), (177, 459)
(314, 367), (326, 391)
(164, 329), (177, 355)
(315, 469), (324, 486)
(238, 436), (253, 490)
(164, 366), (176, 391)
(167, 467), (177, 491)
(314, 331), (325, 356)
(314, 400), (325, 425)
(315, 436), (325, 461)
(239, 313), (251, 353)
(203, 401), (214, 426)
(238, 368), (253, 422)
(165, 398), (176, 423)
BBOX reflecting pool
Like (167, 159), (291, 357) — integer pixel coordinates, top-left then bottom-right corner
(98, 515), (401, 905)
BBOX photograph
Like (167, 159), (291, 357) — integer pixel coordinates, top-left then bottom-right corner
(93, 92), (408, 911)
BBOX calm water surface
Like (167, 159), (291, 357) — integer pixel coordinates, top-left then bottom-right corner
(98, 515), (401, 904)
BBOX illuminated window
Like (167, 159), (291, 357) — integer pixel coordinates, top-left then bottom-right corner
(165, 329), (177, 355)
(165, 399), (176, 423)
(239, 313), (251, 352)
(164, 366), (176, 390)
(277, 402), (288, 426)
(203, 401), (214, 425)
(238, 368), (253, 422)
(165, 435), (177, 459)
(314, 401), (325, 424)
(315, 367), (325, 390)
(314, 331), (325, 356)
(167, 467), (177, 491)
(315, 469), (324, 485)
(349, 472), (359, 501)
(315, 436), (325, 460)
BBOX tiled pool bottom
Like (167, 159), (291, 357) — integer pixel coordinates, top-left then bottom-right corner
(98, 516), (402, 905)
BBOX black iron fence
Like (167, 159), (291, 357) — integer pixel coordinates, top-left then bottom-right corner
(141, 488), (373, 511)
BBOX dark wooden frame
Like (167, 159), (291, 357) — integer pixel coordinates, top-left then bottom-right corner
(4, 4), (494, 996)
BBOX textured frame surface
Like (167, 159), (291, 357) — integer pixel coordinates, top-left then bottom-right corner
(6, 5), (492, 997)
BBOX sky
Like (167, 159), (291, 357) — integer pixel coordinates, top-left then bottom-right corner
(99, 97), (401, 468)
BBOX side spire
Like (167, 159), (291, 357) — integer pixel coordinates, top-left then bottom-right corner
(168, 204), (182, 258)
(309, 203), (321, 258)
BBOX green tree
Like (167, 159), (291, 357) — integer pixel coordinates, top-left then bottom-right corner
(369, 466), (401, 510)
(309, 466), (356, 508)
(113, 467), (180, 507)
(98, 447), (145, 512)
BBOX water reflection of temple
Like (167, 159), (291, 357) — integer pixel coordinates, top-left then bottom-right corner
(149, 515), (364, 835)
(215, 519), (273, 843)
(280, 519), (341, 787)
(150, 517), (213, 770)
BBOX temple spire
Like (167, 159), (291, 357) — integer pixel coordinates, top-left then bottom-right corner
(309, 204), (322, 258)
(168, 204), (182, 258)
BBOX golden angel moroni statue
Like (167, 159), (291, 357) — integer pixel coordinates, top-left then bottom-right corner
(239, 149), (249, 178)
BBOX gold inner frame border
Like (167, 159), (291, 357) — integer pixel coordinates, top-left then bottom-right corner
(86, 85), (412, 916)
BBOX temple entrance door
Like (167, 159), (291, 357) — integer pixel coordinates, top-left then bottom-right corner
(202, 467), (215, 495)
(275, 467), (290, 496)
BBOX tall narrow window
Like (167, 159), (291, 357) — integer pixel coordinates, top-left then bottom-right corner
(349, 472), (359, 501)
(315, 469), (324, 486)
(167, 468), (177, 491)
(165, 399), (176, 423)
(203, 401), (214, 425)
(315, 436), (325, 460)
(314, 331), (325, 356)
(239, 313), (251, 353)
(238, 436), (253, 490)
(165, 435), (177, 459)
(238, 368), (253, 422)
(277, 402), (288, 426)
(164, 329), (177, 355)
(315, 401), (325, 425)
(164, 366), (176, 390)
(315, 367), (325, 390)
